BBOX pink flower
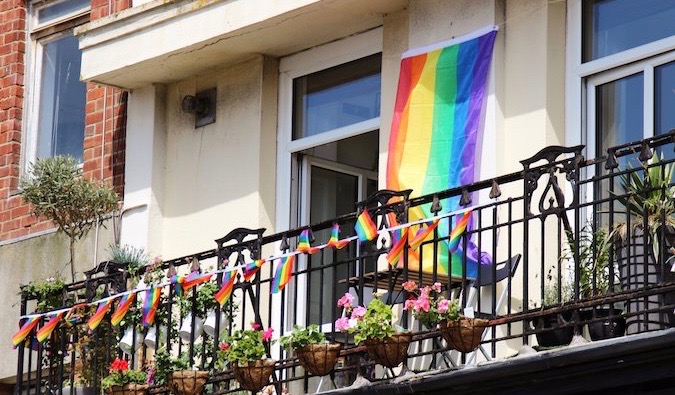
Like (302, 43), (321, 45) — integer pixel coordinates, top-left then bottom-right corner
(335, 317), (350, 332)
(432, 282), (442, 293)
(262, 327), (274, 341)
(403, 299), (415, 311)
(337, 293), (354, 309)
(351, 306), (367, 319)
(219, 342), (230, 351)
(402, 280), (418, 292)
(251, 322), (261, 330)
(437, 299), (449, 313)
(415, 295), (430, 312)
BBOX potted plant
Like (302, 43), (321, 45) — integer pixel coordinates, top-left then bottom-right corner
(219, 325), (276, 392)
(177, 281), (218, 342)
(153, 348), (208, 395)
(280, 324), (341, 376)
(336, 293), (411, 368)
(101, 358), (148, 395)
(531, 280), (575, 348)
(20, 276), (67, 313)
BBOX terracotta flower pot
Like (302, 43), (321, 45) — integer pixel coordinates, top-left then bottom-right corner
(108, 383), (148, 395)
(439, 318), (489, 353)
(295, 343), (341, 376)
(167, 370), (209, 395)
(363, 332), (412, 368)
(232, 360), (276, 392)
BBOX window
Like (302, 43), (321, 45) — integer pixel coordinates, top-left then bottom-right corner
(26, 0), (89, 164)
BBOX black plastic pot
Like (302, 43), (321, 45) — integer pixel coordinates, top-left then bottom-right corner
(532, 311), (574, 348)
(581, 307), (626, 341)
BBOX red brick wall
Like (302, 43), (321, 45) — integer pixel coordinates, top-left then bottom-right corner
(0, 0), (130, 241)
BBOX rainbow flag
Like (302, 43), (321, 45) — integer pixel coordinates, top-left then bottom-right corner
(181, 271), (213, 294)
(408, 220), (440, 250)
(142, 288), (161, 327)
(170, 274), (184, 297)
(386, 27), (497, 278)
(111, 293), (136, 326)
(326, 223), (350, 249)
(386, 229), (408, 268)
(12, 317), (39, 347)
(243, 259), (266, 282)
(215, 270), (237, 306)
(88, 300), (113, 330)
(64, 303), (86, 327)
(354, 209), (378, 242)
(296, 229), (320, 254)
(449, 210), (472, 252)
(271, 255), (295, 294)
(36, 313), (63, 343)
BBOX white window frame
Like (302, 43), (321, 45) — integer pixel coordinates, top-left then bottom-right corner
(22, 0), (90, 171)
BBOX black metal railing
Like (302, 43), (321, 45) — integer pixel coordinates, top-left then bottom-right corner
(15, 131), (675, 395)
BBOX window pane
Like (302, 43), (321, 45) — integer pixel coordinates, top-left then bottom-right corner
(292, 54), (381, 140)
(37, 34), (86, 161)
(583, 0), (675, 62)
(37, 0), (89, 25)
(655, 60), (675, 161)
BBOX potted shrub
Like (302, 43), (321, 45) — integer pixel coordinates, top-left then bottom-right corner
(101, 358), (148, 395)
(531, 280), (575, 348)
(280, 324), (341, 376)
(153, 348), (208, 395)
(219, 325), (276, 392)
(336, 293), (411, 368)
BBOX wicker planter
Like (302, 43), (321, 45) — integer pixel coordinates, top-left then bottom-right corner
(167, 370), (209, 395)
(295, 343), (341, 376)
(108, 383), (148, 395)
(439, 318), (489, 353)
(232, 360), (276, 392)
(363, 332), (412, 368)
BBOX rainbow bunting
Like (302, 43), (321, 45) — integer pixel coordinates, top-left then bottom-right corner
(181, 271), (213, 294)
(386, 228), (409, 268)
(111, 293), (136, 326)
(36, 313), (63, 343)
(326, 223), (350, 249)
(12, 317), (39, 347)
(386, 27), (497, 277)
(354, 210), (378, 242)
(170, 274), (184, 297)
(408, 220), (440, 250)
(142, 288), (161, 327)
(243, 259), (266, 282)
(64, 303), (86, 327)
(214, 270), (237, 306)
(271, 255), (295, 294)
(88, 299), (113, 330)
(448, 210), (472, 253)
(296, 229), (320, 254)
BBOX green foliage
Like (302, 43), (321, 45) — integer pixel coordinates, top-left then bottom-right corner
(352, 298), (396, 345)
(153, 348), (190, 386)
(20, 276), (66, 312)
(100, 359), (147, 389)
(219, 329), (270, 366)
(196, 282), (219, 316)
(565, 226), (615, 298)
(279, 325), (326, 350)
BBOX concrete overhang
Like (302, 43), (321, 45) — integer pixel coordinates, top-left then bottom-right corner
(76, 0), (408, 89)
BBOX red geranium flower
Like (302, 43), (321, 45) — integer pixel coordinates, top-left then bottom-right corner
(110, 358), (129, 372)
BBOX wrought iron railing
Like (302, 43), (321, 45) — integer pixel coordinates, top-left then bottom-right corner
(15, 131), (675, 395)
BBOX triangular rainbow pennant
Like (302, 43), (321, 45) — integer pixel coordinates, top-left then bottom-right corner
(355, 209), (378, 242)
(141, 288), (161, 327)
(271, 255), (295, 294)
(64, 303), (87, 327)
(36, 313), (63, 343)
(111, 293), (136, 326)
(88, 299), (113, 330)
(181, 272), (213, 294)
(170, 274), (184, 297)
(386, 228), (409, 268)
(12, 317), (39, 347)
(448, 210), (472, 253)
(296, 229), (320, 254)
(243, 259), (266, 282)
(408, 219), (440, 250)
(326, 223), (350, 249)
(214, 270), (237, 306)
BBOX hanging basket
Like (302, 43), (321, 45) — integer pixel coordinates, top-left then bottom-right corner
(167, 370), (209, 395)
(363, 332), (412, 368)
(439, 318), (489, 353)
(295, 343), (342, 376)
(108, 383), (148, 395)
(232, 360), (276, 392)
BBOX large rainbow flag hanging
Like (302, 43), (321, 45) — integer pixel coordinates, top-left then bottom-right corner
(386, 27), (497, 278)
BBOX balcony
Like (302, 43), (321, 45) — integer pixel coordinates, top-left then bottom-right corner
(15, 131), (675, 395)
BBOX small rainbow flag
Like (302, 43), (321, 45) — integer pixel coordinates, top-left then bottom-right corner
(272, 255), (295, 294)
(326, 223), (350, 249)
(142, 288), (161, 327)
(448, 210), (472, 253)
(170, 274), (184, 297)
(111, 293), (136, 326)
(64, 303), (86, 327)
(214, 270), (237, 306)
(88, 299), (113, 330)
(36, 313), (63, 343)
(296, 229), (320, 254)
(386, 228), (409, 267)
(243, 259), (266, 282)
(354, 209), (378, 242)
(181, 271), (213, 294)
(12, 317), (39, 347)
(408, 219), (440, 250)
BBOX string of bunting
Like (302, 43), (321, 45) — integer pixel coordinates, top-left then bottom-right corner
(12, 206), (474, 346)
